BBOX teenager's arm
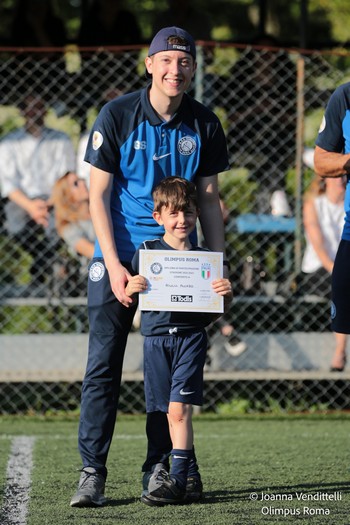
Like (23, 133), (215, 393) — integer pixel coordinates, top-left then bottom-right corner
(89, 166), (133, 306)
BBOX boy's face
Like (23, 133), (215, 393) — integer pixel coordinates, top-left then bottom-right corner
(153, 202), (198, 242)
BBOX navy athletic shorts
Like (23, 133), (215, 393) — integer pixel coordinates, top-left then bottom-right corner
(331, 239), (350, 334)
(143, 330), (207, 413)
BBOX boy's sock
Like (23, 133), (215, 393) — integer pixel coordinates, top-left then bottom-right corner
(188, 446), (200, 478)
(170, 448), (192, 490)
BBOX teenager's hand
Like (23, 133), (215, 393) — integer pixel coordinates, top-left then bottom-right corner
(108, 263), (134, 307)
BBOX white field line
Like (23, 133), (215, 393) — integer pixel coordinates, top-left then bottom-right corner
(1, 436), (35, 525)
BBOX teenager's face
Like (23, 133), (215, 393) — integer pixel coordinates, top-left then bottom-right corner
(145, 51), (196, 99)
(153, 202), (198, 245)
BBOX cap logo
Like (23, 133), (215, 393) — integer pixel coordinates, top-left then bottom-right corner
(172, 44), (186, 51)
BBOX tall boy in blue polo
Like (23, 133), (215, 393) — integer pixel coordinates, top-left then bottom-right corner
(70, 26), (230, 507)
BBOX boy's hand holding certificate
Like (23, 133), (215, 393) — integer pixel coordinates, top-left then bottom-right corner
(138, 250), (223, 313)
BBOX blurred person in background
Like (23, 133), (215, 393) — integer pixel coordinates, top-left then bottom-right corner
(51, 171), (96, 297)
(51, 171), (95, 261)
(301, 174), (347, 371)
(0, 94), (75, 293)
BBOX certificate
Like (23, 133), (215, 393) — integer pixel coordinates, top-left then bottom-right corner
(138, 250), (223, 313)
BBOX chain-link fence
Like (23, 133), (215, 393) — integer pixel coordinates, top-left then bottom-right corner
(1, 42), (350, 414)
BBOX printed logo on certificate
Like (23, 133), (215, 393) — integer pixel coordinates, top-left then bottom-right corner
(138, 250), (223, 312)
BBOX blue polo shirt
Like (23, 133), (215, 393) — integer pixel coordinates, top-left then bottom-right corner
(316, 82), (350, 240)
(85, 86), (230, 262)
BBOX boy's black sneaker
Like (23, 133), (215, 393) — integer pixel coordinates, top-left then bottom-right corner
(141, 462), (168, 498)
(141, 470), (185, 506)
(185, 476), (203, 502)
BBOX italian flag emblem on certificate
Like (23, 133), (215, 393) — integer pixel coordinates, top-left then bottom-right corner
(201, 263), (211, 280)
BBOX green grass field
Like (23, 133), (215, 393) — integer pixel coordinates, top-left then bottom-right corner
(0, 414), (350, 525)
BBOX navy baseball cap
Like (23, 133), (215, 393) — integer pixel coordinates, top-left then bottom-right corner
(148, 26), (196, 60)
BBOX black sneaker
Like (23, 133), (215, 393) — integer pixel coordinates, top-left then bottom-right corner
(141, 462), (168, 499)
(70, 467), (106, 507)
(144, 471), (185, 506)
(185, 476), (203, 502)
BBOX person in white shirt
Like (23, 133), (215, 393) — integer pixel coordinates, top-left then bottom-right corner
(0, 94), (75, 289)
(301, 174), (347, 371)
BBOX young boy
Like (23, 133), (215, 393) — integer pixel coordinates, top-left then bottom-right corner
(125, 177), (233, 506)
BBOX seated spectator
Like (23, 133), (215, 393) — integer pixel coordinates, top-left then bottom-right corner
(50, 171), (96, 298)
(301, 174), (347, 371)
(0, 94), (75, 292)
(51, 171), (95, 261)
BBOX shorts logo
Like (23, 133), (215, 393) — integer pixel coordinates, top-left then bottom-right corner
(150, 262), (163, 275)
(92, 131), (103, 150)
(331, 301), (336, 320)
(178, 136), (196, 156)
(89, 261), (105, 282)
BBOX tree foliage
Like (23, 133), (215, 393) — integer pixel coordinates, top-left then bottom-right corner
(0, 0), (350, 48)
